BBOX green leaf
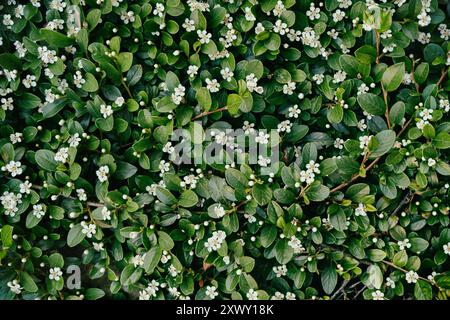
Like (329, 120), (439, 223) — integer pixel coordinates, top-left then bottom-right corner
(113, 161), (137, 180)
(85, 288), (105, 300)
(156, 187), (177, 206)
(178, 190), (199, 208)
(413, 63), (429, 85)
(67, 224), (86, 247)
(369, 130), (396, 159)
(157, 231), (174, 251)
(393, 250), (408, 267)
(1, 143), (14, 163)
(382, 62), (405, 92)
(225, 168), (248, 189)
(127, 64), (143, 87)
(414, 280), (432, 300)
(0, 53), (21, 70)
(366, 264), (383, 289)
(357, 93), (386, 116)
(305, 182), (330, 202)
(252, 184), (272, 206)
(82, 73), (99, 92)
(196, 87), (212, 112)
(42, 98), (68, 119)
(327, 104), (343, 123)
(26, 211), (44, 229)
(40, 29), (74, 47)
(260, 225), (277, 248)
(117, 52), (133, 72)
(120, 264), (142, 286)
(274, 68), (291, 83)
(389, 101), (405, 125)
(1, 225), (13, 249)
(275, 239), (293, 264)
(328, 205), (347, 232)
(35, 150), (58, 171)
(434, 273), (450, 289)
(321, 263), (338, 295)
(434, 132), (450, 149)
(367, 249), (387, 262)
(143, 246), (162, 274)
(20, 272), (38, 293)
(226, 93), (244, 116)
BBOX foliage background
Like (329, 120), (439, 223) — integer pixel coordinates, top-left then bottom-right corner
(0, 0), (450, 300)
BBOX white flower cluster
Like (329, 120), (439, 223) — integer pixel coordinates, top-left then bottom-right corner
(416, 106), (433, 130)
(204, 230), (226, 252)
(81, 221), (97, 238)
(96, 165), (109, 182)
(297, 160), (320, 185)
(1, 160), (22, 177)
(398, 238), (411, 250)
(139, 280), (160, 300)
(171, 84), (186, 105)
(288, 235), (305, 254)
(272, 264), (287, 277)
(1, 191), (22, 217)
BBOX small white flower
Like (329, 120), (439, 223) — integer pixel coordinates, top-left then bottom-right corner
(354, 203), (367, 217)
(205, 78), (220, 93)
(96, 165), (110, 182)
(220, 67), (234, 82)
(255, 131), (270, 144)
(272, 264), (287, 277)
(7, 280), (22, 295)
(55, 147), (69, 163)
(115, 96), (125, 107)
(68, 133), (81, 147)
(405, 270), (419, 283)
(197, 30), (212, 44)
(153, 3), (165, 17)
(76, 188), (87, 201)
(205, 285), (219, 299)
(101, 207), (111, 220)
(121, 11), (135, 24)
(187, 65), (199, 77)
(32, 204), (46, 219)
(288, 105), (301, 118)
(81, 221), (97, 238)
(100, 104), (113, 118)
(443, 242), (450, 255)
(246, 288), (258, 300)
(398, 238), (411, 250)
(2, 161), (23, 177)
(372, 290), (385, 300)
(49, 267), (63, 281)
(182, 19), (195, 32)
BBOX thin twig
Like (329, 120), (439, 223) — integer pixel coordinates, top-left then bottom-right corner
(436, 67), (448, 87)
(354, 285), (367, 299)
(32, 184), (104, 208)
(391, 191), (414, 216)
(331, 280), (349, 300)
(382, 260), (436, 286)
(191, 107), (227, 121)
(330, 116), (412, 194)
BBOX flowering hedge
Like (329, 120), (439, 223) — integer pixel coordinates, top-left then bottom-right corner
(1, 0), (450, 301)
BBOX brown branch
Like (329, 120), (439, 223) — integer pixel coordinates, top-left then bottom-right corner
(191, 107), (227, 121)
(32, 184), (104, 208)
(331, 280), (349, 300)
(330, 116), (412, 194)
(382, 260), (436, 286)
(391, 191), (415, 216)
(437, 67), (448, 87)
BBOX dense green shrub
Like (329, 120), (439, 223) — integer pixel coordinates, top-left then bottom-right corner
(0, 0), (450, 300)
